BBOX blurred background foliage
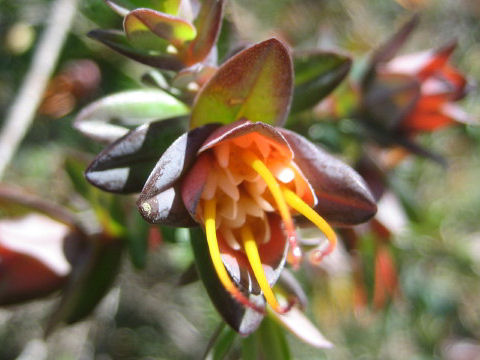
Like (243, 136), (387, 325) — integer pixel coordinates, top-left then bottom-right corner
(0, 0), (479, 359)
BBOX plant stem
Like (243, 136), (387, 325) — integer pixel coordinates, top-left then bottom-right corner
(0, 0), (79, 179)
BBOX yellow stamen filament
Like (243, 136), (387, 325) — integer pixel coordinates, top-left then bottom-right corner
(282, 188), (337, 261)
(241, 151), (302, 266)
(204, 199), (264, 313)
(241, 225), (292, 314)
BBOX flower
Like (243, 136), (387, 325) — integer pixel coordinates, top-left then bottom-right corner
(362, 16), (473, 137)
(84, 38), (376, 334)
(373, 43), (470, 134)
(129, 39), (375, 334)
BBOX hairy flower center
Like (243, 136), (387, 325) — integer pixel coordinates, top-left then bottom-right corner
(197, 132), (336, 314)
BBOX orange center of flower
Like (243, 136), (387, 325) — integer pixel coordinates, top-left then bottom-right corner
(198, 132), (337, 314)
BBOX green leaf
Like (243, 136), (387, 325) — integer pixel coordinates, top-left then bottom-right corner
(191, 38), (293, 128)
(81, 0), (123, 27)
(257, 317), (291, 360)
(212, 326), (237, 360)
(87, 29), (184, 71)
(291, 51), (351, 113)
(241, 334), (260, 360)
(46, 238), (123, 334)
(64, 157), (92, 201)
(124, 9), (196, 50)
(125, 209), (150, 268)
(74, 88), (189, 143)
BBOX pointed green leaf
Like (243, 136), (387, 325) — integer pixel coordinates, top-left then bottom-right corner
(185, 0), (224, 64)
(88, 29), (184, 70)
(64, 157), (93, 201)
(212, 326), (237, 360)
(257, 317), (291, 360)
(191, 38), (293, 128)
(74, 88), (189, 143)
(291, 51), (351, 113)
(125, 209), (150, 268)
(124, 9), (196, 50)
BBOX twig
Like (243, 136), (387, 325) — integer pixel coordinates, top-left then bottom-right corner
(0, 0), (79, 179)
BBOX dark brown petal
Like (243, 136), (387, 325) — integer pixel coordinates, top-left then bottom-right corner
(85, 117), (188, 194)
(190, 227), (264, 335)
(180, 152), (212, 221)
(279, 129), (377, 226)
(363, 14), (419, 88)
(138, 123), (219, 225)
(198, 119), (291, 155)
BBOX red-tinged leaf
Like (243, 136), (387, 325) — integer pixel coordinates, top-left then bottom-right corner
(85, 117), (188, 194)
(291, 51), (351, 113)
(270, 307), (333, 349)
(0, 214), (86, 305)
(184, 0), (224, 65)
(88, 29), (185, 70)
(74, 88), (189, 144)
(190, 227), (265, 335)
(46, 236), (123, 334)
(190, 38), (293, 128)
(138, 123), (219, 226)
(279, 129), (377, 226)
(124, 9), (196, 50)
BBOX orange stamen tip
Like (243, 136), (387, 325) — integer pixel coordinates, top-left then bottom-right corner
(309, 247), (333, 265)
(273, 297), (297, 315)
(286, 235), (303, 268)
(282, 187), (337, 263)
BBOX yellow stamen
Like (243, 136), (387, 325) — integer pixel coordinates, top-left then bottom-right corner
(241, 151), (302, 266)
(283, 188), (337, 261)
(241, 225), (292, 314)
(204, 199), (264, 313)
